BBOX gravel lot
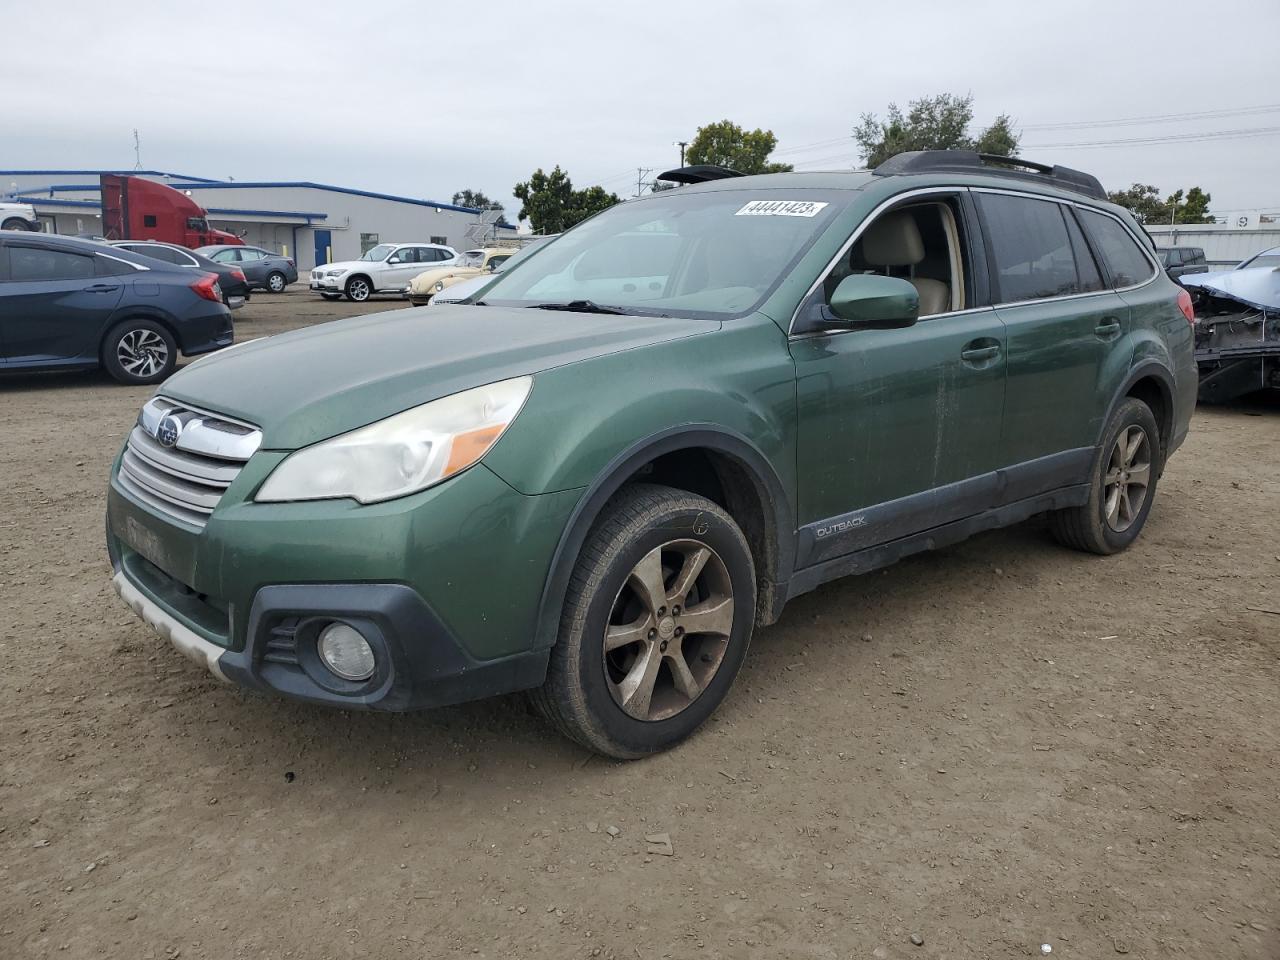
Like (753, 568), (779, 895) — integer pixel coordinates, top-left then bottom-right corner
(2, 287), (1278, 960)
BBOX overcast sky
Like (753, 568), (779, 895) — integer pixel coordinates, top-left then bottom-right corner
(5, 0), (1278, 222)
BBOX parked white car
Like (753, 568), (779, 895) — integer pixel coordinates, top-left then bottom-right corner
(309, 242), (457, 302)
(0, 200), (40, 231)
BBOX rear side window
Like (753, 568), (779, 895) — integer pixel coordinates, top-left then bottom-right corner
(211, 250), (238, 263)
(1077, 209), (1156, 288)
(9, 246), (95, 282)
(979, 194), (1086, 303)
(1188, 248), (1205, 264)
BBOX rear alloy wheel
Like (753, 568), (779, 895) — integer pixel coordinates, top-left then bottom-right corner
(345, 276), (372, 302)
(1050, 397), (1161, 554)
(102, 320), (177, 385)
(266, 271), (287, 293)
(531, 483), (756, 758)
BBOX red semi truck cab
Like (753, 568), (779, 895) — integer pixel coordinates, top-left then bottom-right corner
(100, 174), (242, 248)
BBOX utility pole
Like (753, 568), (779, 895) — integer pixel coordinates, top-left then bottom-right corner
(132, 129), (142, 170)
(636, 167), (653, 198)
(676, 141), (688, 167)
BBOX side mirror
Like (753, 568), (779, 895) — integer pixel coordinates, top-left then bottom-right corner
(826, 274), (919, 328)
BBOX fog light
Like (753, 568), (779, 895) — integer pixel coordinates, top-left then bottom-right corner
(317, 622), (376, 681)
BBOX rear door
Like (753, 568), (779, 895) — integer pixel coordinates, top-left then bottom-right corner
(235, 247), (270, 285)
(0, 242), (123, 365)
(978, 191), (1130, 473)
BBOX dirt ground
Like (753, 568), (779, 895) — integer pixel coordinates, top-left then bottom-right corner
(2, 287), (1278, 960)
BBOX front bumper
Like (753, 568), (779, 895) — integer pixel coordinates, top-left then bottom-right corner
(110, 562), (548, 710)
(310, 275), (343, 292)
(105, 455), (582, 711)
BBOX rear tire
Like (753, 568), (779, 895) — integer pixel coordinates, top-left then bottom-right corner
(345, 276), (372, 302)
(266, 271), (287, 293)
(102, 320), (177, 385)
(1050, 397), (1162, 555)
(2, 217), (34, 231)
(530, 484), (756, 759)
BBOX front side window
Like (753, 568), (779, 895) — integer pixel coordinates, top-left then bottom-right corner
(979, 194), (1086, 303)
(360, 243), (394, 262)
(239, 248), (265, 261)
(1077, 208), (1156, 289)
(211, 249), (238, 264)
(8, 246), (95, 282)
(813, 197), (970, 319)
(133, 244), (184, 265)
(481, 189), (846, 319)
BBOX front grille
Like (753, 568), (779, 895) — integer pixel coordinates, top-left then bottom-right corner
(117, 397), (262, 530)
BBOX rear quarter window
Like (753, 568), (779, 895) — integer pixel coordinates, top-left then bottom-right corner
(1077, 209), (1157, 288)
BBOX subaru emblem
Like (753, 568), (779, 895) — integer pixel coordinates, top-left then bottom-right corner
(156, 414), (183, 448)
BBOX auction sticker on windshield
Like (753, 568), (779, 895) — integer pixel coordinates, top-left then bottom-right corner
(735, 200), (829, 217)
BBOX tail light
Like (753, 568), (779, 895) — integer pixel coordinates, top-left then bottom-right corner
(287, 258), (295, 269)
(231, 268), (247, 284)
(191, 273), (223, 303)
(1176, 287), (1196, 325)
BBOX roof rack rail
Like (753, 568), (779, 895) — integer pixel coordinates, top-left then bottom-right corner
(872, 150), (1106, 201)
(656, 164), (745, 185)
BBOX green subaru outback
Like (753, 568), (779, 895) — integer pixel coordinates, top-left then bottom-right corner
(107, 151), (1196, 758)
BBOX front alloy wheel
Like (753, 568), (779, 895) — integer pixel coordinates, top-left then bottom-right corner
(531, 483), (756, 759)
(346, 277), (371, 302)
(604, 540), (734, 721)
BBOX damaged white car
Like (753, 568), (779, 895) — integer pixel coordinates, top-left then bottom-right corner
(1182, 247), (1280, 402)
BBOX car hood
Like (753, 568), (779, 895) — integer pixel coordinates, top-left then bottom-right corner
(313, 259), (377, 274)
(160, 304), (716, 449)
(408, 265), (481, 292)
(1182, 266), (1280, 312)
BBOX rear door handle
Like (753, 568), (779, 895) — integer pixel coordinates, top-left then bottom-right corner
(960, 344), (1000, 362)
(1094, 318), (1122, 337)
(84, 283), (121, 293)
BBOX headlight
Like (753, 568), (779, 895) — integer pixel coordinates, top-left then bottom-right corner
(433, 280), (445, 292)
(325, 269), (343, 277)
(255, 376), (532, 504)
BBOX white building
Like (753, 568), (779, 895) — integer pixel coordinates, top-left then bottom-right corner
(1, 169), (516, 270)
(1143, 214), (1280, 268)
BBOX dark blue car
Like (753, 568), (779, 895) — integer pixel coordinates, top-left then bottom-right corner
(0, 233), (233, 385)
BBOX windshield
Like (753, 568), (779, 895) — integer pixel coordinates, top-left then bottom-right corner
(360, 244), (395, 262)
(1239, 253), (1280, 270)
(461, 250), (487, 268)
(479, 190), (846, 319)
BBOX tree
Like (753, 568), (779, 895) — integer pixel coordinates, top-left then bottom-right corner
(451, 189), (503, 212)
(685, 120), (793, 175)
(513, 166), (622, 234)
(1107, 183), (1214, 224)
(854, 93), (1020, 167)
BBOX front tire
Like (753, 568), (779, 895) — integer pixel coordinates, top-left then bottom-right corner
(266, 271), (287, 293)
(102, 320), (177, 385)
(345, 276), (372, 302)
(1050, 397), (1162, 555)
(2, 217), (34, 231)
(531, 484), (756, 759)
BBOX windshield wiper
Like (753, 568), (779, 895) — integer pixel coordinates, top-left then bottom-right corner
(529, 299), (627, 315)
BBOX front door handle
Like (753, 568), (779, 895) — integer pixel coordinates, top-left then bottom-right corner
(1094, 318), (1122, 338)
(960, 344), (1000, 363)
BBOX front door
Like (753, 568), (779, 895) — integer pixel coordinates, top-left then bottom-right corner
(0, 242), (122, 365)
(791, 195), (1007, 567)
